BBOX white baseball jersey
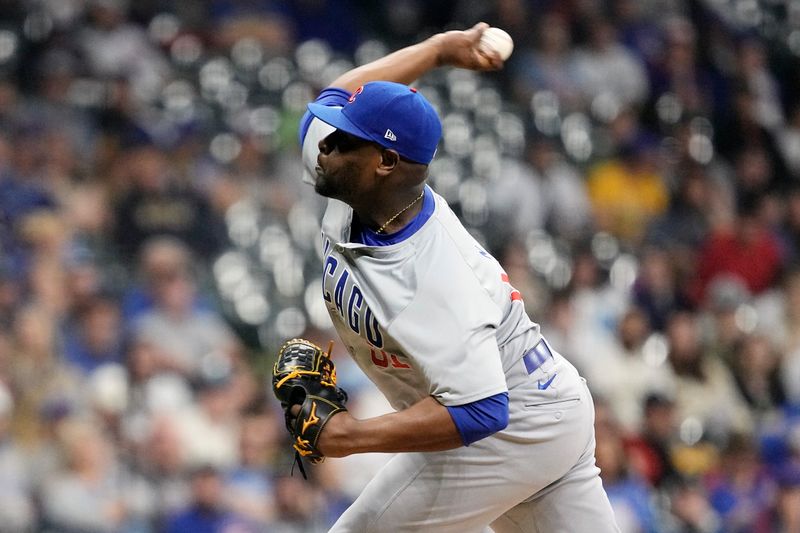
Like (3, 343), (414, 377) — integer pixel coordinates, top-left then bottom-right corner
(303, 118), (541, 411)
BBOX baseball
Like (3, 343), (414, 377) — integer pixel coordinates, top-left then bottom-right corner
(479, 27), (514, 61)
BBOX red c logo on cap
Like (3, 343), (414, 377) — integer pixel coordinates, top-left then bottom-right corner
(348, 86), (364, 103)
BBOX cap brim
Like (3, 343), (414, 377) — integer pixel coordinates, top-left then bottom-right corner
(307, 103), (374, 142)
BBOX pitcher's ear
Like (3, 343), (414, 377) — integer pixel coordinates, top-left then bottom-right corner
(376, 148), (400, 175)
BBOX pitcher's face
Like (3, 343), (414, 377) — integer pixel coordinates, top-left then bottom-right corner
(314, 129), (382, 202)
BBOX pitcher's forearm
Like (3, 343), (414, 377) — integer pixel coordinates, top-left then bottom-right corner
(328, 23), (502, 93)
(329, 38), (443, 93)
(318, 396), (463, 456)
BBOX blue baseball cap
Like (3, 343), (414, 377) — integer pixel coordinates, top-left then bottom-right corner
(307, 81), (442, 165)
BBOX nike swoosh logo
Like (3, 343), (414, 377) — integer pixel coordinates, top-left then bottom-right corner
(538, 374), (557, 390)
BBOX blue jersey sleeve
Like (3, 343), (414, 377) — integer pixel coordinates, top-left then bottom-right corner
(298, 87), (352, 145)
(446, 392), (509, 446)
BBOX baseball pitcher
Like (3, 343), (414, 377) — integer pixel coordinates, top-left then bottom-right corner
(272, 23), (621, 533)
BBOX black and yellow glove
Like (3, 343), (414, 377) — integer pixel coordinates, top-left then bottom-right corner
(272, 338), (348, 474)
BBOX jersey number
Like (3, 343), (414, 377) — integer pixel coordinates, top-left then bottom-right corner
(370, 348), (411, 369)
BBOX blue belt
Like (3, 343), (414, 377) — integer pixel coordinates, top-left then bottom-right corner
(522, 338), (553, 374)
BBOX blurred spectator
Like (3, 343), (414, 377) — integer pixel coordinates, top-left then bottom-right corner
(0, 382), (36, 531)
(78, 0), (171, 103)
(85, 364), (130, 449)
(777, 106), (800, 179)
(486, 148), (545, 246)
(625, 393), (681, 489)
(735, 38), (784, 132)
(702, 277), (752, 368)
(21, 220), (73, 318)
(595, 425), (662, 533)
(121, 237), (213, 322)
(130, 246), (238, 378)
(125, 338), (194, 413)
(587, 136), (669, 245)
(587, 306), (671, 432)
(729, 335), (786, 417)
(26, 49), (97, 158)
(603, 103), (645, 156)
(781, 356), (800, 406)
(705, 434), (775, 533)
(666, 479), (723, 533)
(663, 312), (753, 441)
(531, 136), (592, 242)
(753, 267), (800, 356)
(0, 264), (20, 331)
(0, 173), (58, 282)
(172, 366), (241, 469)
(715, 88), (791, 193)
(731, 145), (779, 208)
(557, 249), (628, 376)
(510, 11), (583, 109)
(612, 0), (666, 69)
(271, 475), (332, 532)
(61, 295), (125, 375)
(778, 186), (800, 263)
(768, 463), (800, 532)
(129, 414), (193, 525)
(39, 419), (129, 532)
(223, 407), (280, 526)
(113, 145), (226, 261)
(224, 357), (262, 421)
(646, 162), (713, 255)
(95, 74), (154, 149)
(62, 248), (109, 313)
(653, 151), (736, 284)
(688, 198), (783, 307)
(632, 247), (687, 332)
(573, 17), (650, 109)
(42, 126), (86, 198)
(9, 304), (81, 445)
(0, 330), (10, 385)
(165, 464), (255, 533)
(209, 0), (293, 52)
(199, 133), (296, 217)
(648, 16), (719, 118)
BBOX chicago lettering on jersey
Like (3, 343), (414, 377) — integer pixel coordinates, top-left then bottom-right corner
(322, 252), (384, 348)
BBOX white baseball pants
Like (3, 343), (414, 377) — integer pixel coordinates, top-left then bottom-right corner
(329, 352), (621, 532)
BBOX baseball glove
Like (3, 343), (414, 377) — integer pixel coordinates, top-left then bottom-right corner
(272, 338), (348, 473)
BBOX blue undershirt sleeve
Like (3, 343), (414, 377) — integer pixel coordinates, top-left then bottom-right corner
(446, 392), (509, 446)
(298, 86), (352, 145)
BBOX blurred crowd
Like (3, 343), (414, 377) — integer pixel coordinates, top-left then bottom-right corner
(1, 0), (800, 531)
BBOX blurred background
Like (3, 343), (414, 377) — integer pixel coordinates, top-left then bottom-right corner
(1, 0), (800, 531)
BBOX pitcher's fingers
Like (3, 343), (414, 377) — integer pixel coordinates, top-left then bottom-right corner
(465, 21), (490, 43)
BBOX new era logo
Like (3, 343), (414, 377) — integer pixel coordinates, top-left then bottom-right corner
(384, 129), (397, 141)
